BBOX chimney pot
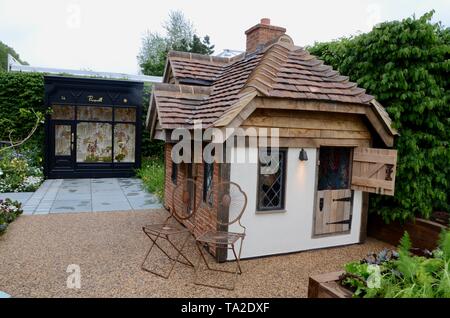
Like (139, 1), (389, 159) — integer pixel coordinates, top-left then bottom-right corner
(245, 19), (286, 52)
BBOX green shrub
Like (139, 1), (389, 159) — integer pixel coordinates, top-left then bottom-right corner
(141, 83), (164, 158)
(0, 147), (43, 192)
(341, 230), (450, 298)
(0, 198), (23, 235)
(309, 11), (450, 222)
(136, 156), (165, 200)
(0, 72), (46, 145)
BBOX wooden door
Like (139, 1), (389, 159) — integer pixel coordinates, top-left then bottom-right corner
(314, 189), (353, 235)
(351, 147), (397, 196)
(51, 121), (75, 171)
(313, 147), (353, 236)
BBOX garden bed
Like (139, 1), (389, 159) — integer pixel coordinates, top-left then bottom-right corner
(308, 271), (351, 298)
(309, 230), (450, 298)
(368, 214), (448, 251)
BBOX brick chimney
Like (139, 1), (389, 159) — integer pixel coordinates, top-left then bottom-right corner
(245, 18), (286, 52)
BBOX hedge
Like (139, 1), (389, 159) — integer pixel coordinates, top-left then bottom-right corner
(309, 11), (450, 223)
(0, 72), (46, 146)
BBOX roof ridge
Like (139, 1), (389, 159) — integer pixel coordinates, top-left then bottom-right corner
(153, 82), (212, 95)
(168, 50), (233, 64)
(239, 42), (291, 96)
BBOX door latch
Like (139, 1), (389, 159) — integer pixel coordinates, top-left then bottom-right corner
(327, 218), (352, 225)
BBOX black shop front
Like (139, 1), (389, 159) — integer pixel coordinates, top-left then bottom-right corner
(44, 76), (143, 178)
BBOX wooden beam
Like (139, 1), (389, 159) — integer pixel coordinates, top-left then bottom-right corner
(221, 97), (395, 147)
(359, 192), (370, 243)
(364, 107), (394, 147)
(277, 138), (371, 148)
(216, 159), (231, 263)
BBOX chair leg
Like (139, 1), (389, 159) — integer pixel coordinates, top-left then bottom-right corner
(141, 228), (193, 279)
(193, 240), (243, 291)
(141, 229), (172, 279)
(166, 231), (195, 267)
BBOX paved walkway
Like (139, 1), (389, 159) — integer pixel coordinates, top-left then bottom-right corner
(0, 178), (161, 215)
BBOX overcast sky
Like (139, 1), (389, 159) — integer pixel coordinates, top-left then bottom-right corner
(1, 0), (448, 75)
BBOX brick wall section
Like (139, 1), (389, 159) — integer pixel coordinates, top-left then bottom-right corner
(164, 144), (224, 256)
(245, 19), (286, 52)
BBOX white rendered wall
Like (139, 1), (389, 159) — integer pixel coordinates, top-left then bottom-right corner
(228, 146), (362, 260)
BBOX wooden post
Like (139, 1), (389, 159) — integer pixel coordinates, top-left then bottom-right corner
(216, 160), (231, 263)
(359, 192), (370, 243)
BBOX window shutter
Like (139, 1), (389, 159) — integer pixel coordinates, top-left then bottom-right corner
(351, 147), (397, 196)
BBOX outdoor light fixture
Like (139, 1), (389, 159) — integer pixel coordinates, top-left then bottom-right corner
(299, 148), (308, 161)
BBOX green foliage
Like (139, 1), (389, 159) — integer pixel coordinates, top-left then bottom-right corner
(138, 10), (214, 76)
(0, 72), (46, 145)
(309, 11), (450, 222)
(341, 230), (450, 298)
(0, 198), (23, 235)
(0, 41), (28, 72)
(141, 83), (164, 158)
(0, 147), (44, 192)
(136, 156), (165, 200)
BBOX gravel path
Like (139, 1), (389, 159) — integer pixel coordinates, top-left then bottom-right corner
(0, 210), (391, 298)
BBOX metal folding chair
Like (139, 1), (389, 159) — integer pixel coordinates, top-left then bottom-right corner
(141, 178), (197, 279)
(194, 181), (247, 290)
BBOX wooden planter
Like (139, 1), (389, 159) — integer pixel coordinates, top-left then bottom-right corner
(308, 271), (352, 298)
(368, 214), (448, 251)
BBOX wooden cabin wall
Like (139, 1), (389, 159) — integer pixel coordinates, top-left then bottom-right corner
(240, 109), (372, 148)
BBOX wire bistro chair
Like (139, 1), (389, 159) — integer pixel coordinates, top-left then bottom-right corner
(193, 181), (247, 290)
(141, 178), (197, 279)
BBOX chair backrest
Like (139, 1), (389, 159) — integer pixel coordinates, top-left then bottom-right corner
(207, 181), (247, 228)
(171, 178), (197, 221)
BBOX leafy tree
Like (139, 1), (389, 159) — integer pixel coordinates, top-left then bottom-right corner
(138, 10), (214, 76)
(141, 83), (164, 158)
(0, 41), (28, 71)
(309, 11), (450, 223)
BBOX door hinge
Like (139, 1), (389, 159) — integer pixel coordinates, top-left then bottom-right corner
(333, 196), (352, 202)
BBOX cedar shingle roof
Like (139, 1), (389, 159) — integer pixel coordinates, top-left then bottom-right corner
(149, 36), (395, 136)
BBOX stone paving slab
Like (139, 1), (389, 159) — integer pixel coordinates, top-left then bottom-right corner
(0, 192), (33, 205)
(1, 178), (161, 215)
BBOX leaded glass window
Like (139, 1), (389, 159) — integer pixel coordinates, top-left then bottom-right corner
(257, 149), (286, 211)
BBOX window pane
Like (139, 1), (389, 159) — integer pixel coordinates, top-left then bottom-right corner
(258, 150), (285, 210)
(318, 147), (351, 190)
(171, 161), (178, 184)
(52, 105), (74, 120)
(54, 125), (71, 156)
(77, 106), (112, 121)
(76, 122), (112, 162)
(203, 162), (214, 203)
(115, 107), (136, 122)
(114, 123), (135, 163)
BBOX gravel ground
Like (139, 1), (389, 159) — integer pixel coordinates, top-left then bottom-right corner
(0, 210), (391, 298)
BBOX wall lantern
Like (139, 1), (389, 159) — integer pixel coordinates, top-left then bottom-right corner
(299, 148), (308, 161)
